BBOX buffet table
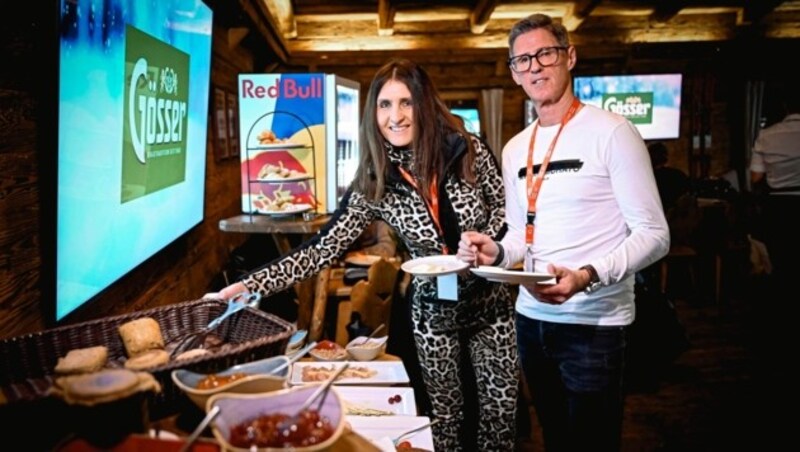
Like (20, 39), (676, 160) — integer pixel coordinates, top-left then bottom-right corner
(146, 353), (409, 452)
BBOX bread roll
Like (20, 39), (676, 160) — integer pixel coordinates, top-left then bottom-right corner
(118, 317), (165, 357)
(51, 369), (161, 406)
(175, 348), (210, 361)
(54, 345), (109, 375)
(124, 349), (170, 370)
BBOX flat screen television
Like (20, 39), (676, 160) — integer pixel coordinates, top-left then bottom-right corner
(450, 107), (481, 135)
(573, 73), (683, 140)
(47, 0), (214, 322)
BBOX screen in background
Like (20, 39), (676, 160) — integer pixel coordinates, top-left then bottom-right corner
(450, 108), (481, 135)
(573, 74), (683, 140)
(56, 0), (213, 321)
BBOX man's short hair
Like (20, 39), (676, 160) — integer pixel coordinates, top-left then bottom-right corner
(508, 13), (570, 56)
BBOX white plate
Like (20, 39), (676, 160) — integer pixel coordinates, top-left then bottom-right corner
(401, 255), (469, 276)
(290, 361), (409, 386)
(348, 415), (434, 451)
(257, 203), (313, 216)
(251, 142), (306, 150)
(336, 386), (417, 416)
(470, 266), (555, 285)
(257, 173), (311, 182)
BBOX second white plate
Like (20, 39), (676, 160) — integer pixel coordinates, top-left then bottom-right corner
(401, 255), (469, 276)
(337, 386), (417, 416)
(290, 361), (409, 386)
(470, 266), (555, 285)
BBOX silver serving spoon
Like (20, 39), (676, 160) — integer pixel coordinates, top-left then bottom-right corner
(392, 418), (440, 447)
(352, 323), (385, 346)
(179, 405), (220, 452)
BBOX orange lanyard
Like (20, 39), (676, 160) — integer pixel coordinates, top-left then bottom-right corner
(525, 98), (582, 246)
(398, 167), (448, 254)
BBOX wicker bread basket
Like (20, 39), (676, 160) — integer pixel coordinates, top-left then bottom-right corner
(0, 297), (295, 419)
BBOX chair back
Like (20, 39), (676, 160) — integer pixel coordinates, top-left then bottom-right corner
(336, 258), (399, 345)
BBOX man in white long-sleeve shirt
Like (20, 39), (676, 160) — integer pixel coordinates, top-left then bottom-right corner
(750, 89), (800, 301)
(457, 13), (669, 452)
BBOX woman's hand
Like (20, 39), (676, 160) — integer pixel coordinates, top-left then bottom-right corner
(204, 282), (250, 301)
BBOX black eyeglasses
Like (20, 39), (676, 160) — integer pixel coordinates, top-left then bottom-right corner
(508, 46), (568, 73)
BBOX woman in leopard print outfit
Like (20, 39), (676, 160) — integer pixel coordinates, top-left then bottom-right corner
(215, 58), (518, 451)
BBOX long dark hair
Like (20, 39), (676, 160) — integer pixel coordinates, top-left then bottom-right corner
(352, 58), (476, 203)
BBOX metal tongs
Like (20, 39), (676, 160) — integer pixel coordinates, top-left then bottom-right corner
(169, 292), (261, 358)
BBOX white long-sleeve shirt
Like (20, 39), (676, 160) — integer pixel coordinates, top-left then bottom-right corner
(750, 113), (800, 194)
(499, 104), (669, 326)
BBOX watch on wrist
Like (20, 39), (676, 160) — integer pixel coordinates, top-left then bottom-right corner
(580, 264), (602, 294)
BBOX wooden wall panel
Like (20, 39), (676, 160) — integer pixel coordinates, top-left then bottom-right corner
(0, 84), (46, 336)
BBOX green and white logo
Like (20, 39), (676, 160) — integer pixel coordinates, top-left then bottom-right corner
(601, 92), (653, 125)
(122, 25), (190, 203)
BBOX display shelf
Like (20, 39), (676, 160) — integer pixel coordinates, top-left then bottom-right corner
(244, 110), (318, 216)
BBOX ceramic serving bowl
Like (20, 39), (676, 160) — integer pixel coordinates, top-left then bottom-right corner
(171, 355), (290, 410)
(307, 340), (348, 361)
(345, 336), (388, 361)
(286, 329), (308, 354)
(207, 384), (346, 451)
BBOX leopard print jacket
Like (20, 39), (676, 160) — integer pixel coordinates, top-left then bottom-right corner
(241, 133), (510, 332)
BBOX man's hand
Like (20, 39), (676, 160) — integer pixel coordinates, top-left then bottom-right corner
(457, 231), (499, 266)
(524, 263), (591, 304)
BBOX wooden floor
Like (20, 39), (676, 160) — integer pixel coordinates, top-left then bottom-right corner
(516, 272), (791, 452)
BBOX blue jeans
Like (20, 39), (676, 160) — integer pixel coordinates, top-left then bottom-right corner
(516, 314), (626, 452)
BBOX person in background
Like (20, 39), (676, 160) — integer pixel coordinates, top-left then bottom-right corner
(645, 141), (698, 289)
(209, 58), (518, 451)
(458, 13), (669, 452)
(749, 89), (800, 302)
(647, 141), (691, 212)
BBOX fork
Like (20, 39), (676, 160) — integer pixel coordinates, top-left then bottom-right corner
(392, 418), (439, 447)
(169, 292), (261, 358)
(178, 405), (220, 452)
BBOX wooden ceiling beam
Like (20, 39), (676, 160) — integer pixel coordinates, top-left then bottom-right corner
(241, 0), (289, 62)
(470, 0), (500, 34)
(378, 0), (395, 36)
(743, 0), (785, 24)
(262, 0), (297, 39)
(562, 0), (603, 32)
(238, 0), (800, 68)
(649, 1), (686, 24)
(285, 40), (632, 68)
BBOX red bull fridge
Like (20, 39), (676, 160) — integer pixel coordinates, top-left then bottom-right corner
(237, 73), (360, 215)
